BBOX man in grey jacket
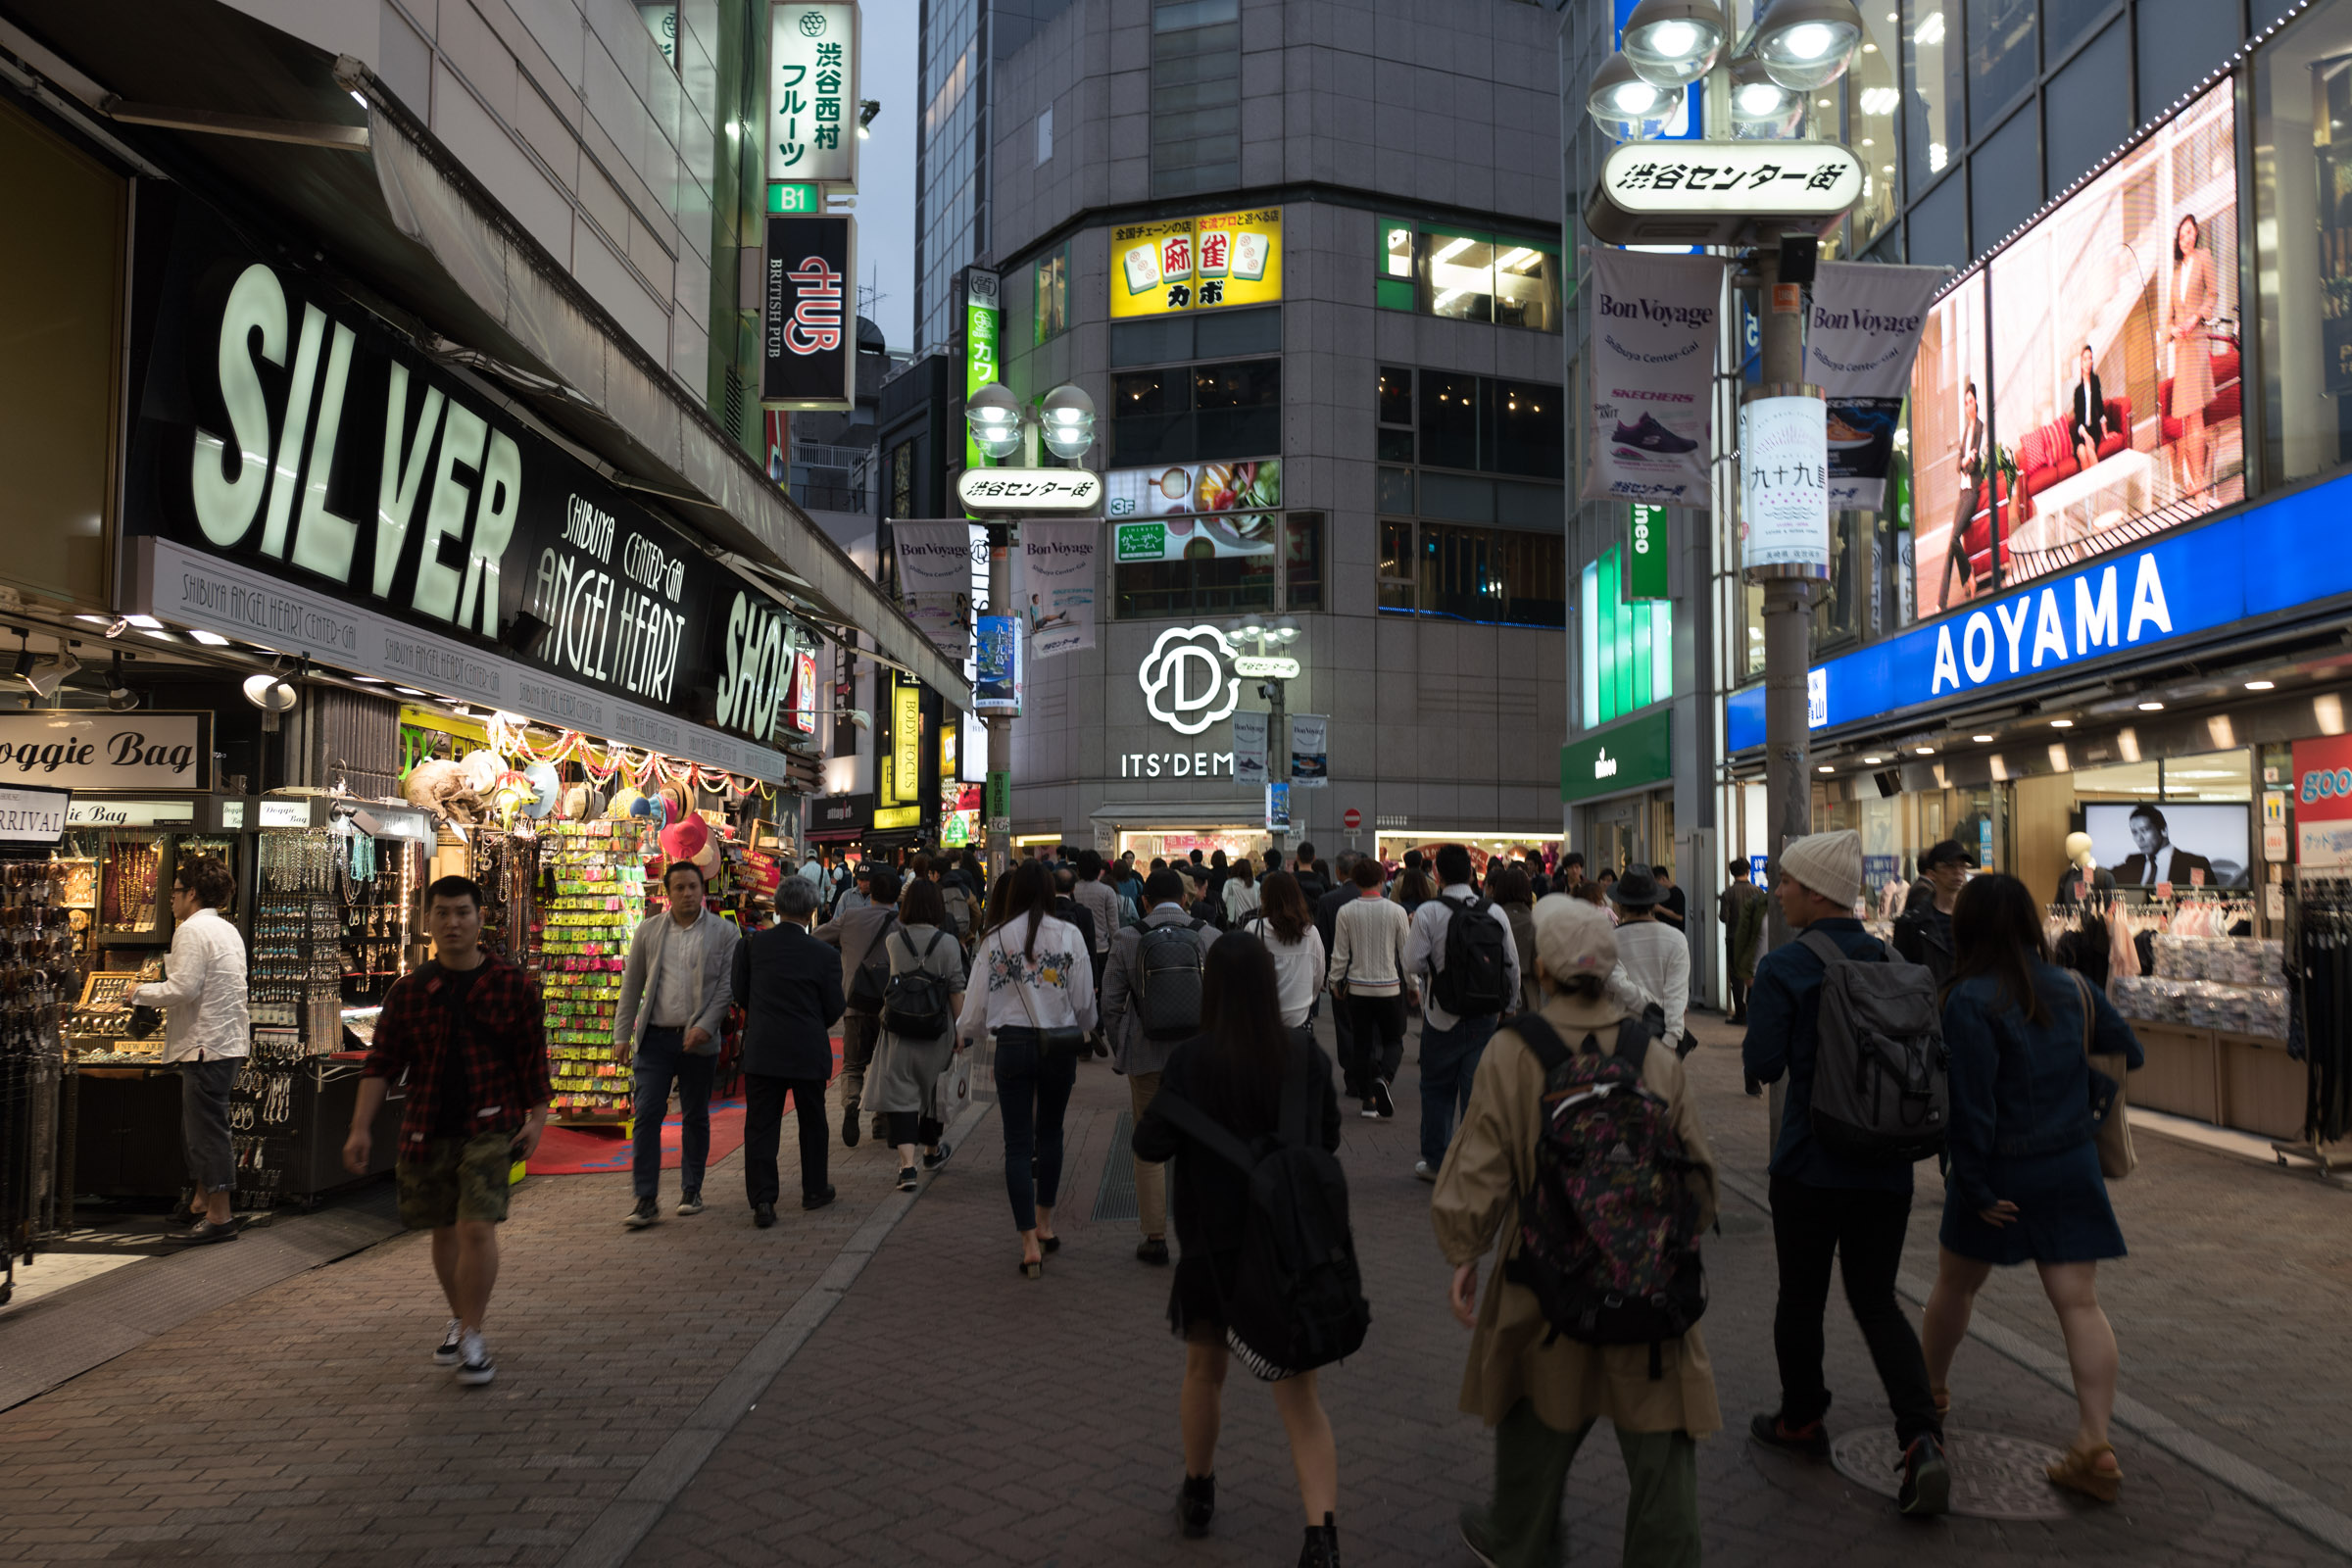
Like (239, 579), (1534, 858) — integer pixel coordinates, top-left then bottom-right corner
(1100, 868), (1214, 1264)
(614, 862), (742, 1228)
(811, 866), (902, 1148)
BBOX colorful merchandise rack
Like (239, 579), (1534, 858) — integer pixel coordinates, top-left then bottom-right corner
(539, 818), (651, 1122)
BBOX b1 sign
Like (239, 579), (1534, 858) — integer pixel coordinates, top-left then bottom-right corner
(1741, 396), (1829, 572)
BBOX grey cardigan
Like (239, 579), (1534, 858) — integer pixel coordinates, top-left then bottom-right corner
(614, 908), (740, 1055)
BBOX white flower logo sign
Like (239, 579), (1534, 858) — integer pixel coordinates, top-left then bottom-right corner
(1139, 625), (1240, 737)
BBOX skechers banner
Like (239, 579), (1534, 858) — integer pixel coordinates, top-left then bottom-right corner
(1725, 469), (2352, 751)
(1806, 262), (1944, 512)
(1583, 247), (1725, 506)
(123, 195), (802, 755)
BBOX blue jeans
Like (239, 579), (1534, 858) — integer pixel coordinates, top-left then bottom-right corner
(992, 1028), (1079, 1232)
(632, 1026), (716, 1200)
(1419, 1013), (1498, 1167)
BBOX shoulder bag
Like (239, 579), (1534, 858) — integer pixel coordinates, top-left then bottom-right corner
(2074, 972), (2136, 1179)
(1007, 936), (1087, 1059)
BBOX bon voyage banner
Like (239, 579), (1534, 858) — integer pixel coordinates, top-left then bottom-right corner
(1583, 248), (1725, 507)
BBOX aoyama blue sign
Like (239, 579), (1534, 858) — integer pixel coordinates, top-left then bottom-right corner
(1727, 470), (2352, 752)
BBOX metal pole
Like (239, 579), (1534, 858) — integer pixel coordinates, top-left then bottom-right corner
(985, 522), (1012, 888)
(1268, 665), (1287, 858)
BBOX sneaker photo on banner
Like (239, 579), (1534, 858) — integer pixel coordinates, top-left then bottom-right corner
(1582, 246), (1727, 508)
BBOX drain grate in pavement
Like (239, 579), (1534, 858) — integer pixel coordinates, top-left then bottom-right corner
(1093, 1110), (1138, 1221)
(1830, 1427), (2073, 1520)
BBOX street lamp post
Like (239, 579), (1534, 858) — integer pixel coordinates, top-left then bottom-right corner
(1224, 614), (1300, 856)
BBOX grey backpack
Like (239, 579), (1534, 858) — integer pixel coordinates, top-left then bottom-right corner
(1799, 930), (1949, 1164)
(1135, 918), (1210, 1042)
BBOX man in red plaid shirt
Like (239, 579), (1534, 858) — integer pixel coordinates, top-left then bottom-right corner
(344, 874), (551, 1387)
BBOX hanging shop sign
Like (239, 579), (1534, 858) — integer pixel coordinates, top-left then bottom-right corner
(1265, 780), (1291, 832)
(122, 197), (797, 778)
(2294, 734), (2352, 869)
(1017, 519), (1099, 658)
(762, 213), (856, 409)
(1289, 713), (1327, 787)
(66, 799), (195, 827)
(767, 0), (858, 188)
(963, 268), (1000, 469)
(956, 467), (1102, 514)
(1560, 709), (1671, 804)
(0, 785), (74, 845)
(1584, 247), (1722, 506)
(1740, 394), (1831, 570)
(1110, 208), (1283, 319)
(974, 614), (1022, 713)
(1626, 503), (1669, 600)
(1584, 140), (1864, 247)
(1806, 263), (1942, 513)
(808, 792), (871, 837)
(1582, 546), (1673, 728)
(1725, 466), (2352, 751)
(1232, 710), (1268, 786)
(0, 711), (211, 794)
(1139, 625), (1240, 738)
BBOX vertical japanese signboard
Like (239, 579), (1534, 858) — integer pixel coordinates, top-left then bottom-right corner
(761, 213), (855, 410)
(1626, 503), (1669, 600)
(963, 268), (1001, 468)
(768, 1), (858, 188)
(1109, 209), (1283, 318)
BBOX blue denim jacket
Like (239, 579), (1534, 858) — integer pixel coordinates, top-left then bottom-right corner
(1941, 962), (2144, 1212)
(1742, 918), (1915, 1193)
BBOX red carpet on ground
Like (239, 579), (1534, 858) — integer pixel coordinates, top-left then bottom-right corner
(526, 1037), (843, 1176)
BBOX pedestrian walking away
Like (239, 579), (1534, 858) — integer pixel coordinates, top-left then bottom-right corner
(1327, 855), (1414, 1129)
(1486, 865), (1544, 1018)
(1434, 897), (1719, 1568)
(731, 875), (848, 1223)
(1610, 868), (1690, 1055)
(1408, 845), (1521, 1180)
(343, 875), (551, 1388)
(812, 867), (904, 1148)
(131, 855), (250, 1245)
(1740, 829), (1950, 1516)
(1222, 853), (1262, 929)
(1102, 867), (1215, 1264)
(1244, 870), (1327, 1047)
(1312, 854), (1362, 1095)
(958, 859), (1098, 1276)
(1074, 850), (1121, 1054)
(864, 876), (967, 1193)
(1718, 860), (1762, 1025)
(1921, 873), (2143, 1503)
(1052, 865), (1102, 1056)
(612, 860), (741, 1227)
(1131, 931), (1347, 1568)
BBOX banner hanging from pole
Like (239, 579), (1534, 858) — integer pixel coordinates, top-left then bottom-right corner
(1582, 247), (1725, 506)
(1232, 710), (1269, 787)
(1807, 262), (1945, 512)
(1289, 714), (1328, 787)
(889, 519), (983, 658)
(1016, 519), (1099, 658)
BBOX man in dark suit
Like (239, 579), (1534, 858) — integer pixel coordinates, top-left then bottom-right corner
(732, 874), (846, 1226)
(2070, 344), (2114, 473)
(2114, 805), (2217, 889)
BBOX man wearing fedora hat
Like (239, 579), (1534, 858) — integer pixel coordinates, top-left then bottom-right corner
(1608, 869), (1690, 1056)
(1741, 829), (1950, 1517)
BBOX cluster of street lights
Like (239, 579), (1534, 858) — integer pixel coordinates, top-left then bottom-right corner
(964, 381), (1098, 462)
(1587, 0), (1866, 141)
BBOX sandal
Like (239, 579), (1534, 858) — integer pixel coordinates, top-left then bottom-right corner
(1017, 1257), (1043, 1279)
(1932, 1385), (1951, 1420)
(2045, 1443), (2123, 1503)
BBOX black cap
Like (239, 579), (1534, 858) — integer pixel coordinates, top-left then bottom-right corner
(1921, 839), (1975, 869)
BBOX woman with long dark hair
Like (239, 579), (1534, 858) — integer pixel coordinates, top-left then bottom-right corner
(1132, 932), (1344, 1566)
(1920, 873), (2143, 1502)
(1243, 870), (1326, 1044)
(956, 858), (1097, 1276)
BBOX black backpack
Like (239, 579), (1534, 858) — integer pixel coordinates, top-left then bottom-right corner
(879, 929), (954, 1037)
(1135, 917), (1210, 1043)
(1152, 1045), (1372, 1381)
(1800, 931), (1949, 1164)
(1432, 894), (1512, 1016)
(845, 912), (899, 1015)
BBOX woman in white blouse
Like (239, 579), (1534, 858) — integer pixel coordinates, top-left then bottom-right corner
(1243, 870), (1326, 1040)
(1222, 853), (1262, 928)
(958, 859), (1099, 1277)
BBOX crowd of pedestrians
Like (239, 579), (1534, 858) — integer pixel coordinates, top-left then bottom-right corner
(0, 828), (2082, 1559)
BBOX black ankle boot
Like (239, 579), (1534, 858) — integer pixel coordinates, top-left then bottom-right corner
(1177, 1472), (1215, 1537)
(1298, 1512), (1339, 1567)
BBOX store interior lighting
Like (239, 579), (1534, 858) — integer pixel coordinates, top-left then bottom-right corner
(1972, 734), (1994, 743)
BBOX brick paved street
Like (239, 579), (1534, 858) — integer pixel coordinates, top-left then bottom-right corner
(2, 1010), (2347, 1568)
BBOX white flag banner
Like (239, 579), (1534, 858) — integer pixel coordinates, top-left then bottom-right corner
(1808, 262), (1947, 512)
(1584, 248), (1726, 507)
(1016, 519), (1100, 659)
(1289, 713), (1328, 787)
(889, 519), (982, 658)
(1232, 710), (1268, 787)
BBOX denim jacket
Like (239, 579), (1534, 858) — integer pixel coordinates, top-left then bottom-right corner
(1941, 962), (2145, 1212)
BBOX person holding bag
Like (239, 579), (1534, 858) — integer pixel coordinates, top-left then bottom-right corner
(865, 877), (967, 1194)
(1920, 873), (2144, 1503)
(957, 859), (1097, 1277)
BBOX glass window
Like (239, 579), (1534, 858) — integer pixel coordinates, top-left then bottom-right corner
(1194, 358), (1281, 458)
(1284, 513), (1322, 611)
(2044, 20), (2130, 195)
(1419, 471), (1495, 523)
(1493, 243), (1560, 330)
(1969, 110), (2038, 251)
(1110, 368), (1192, 466)
(1111, 316), (1195, 368)
(1416, 524), (1564, 627)
(1848, 4), (1903, 251)
(1151, 1), (1241, 198)
(1377, 216), (1415, 311)
(1966, 0), (2036, 135)
(1113, 554), (1274, 618)
(1908, 172), (1968, 269)
(1419, 370), (1481, 469)
(1487, 379), (1565, 478)
(1378, 366), (1413, 425)
(1195, 306), (1281, 357)
(2255, 0), (2352, 485)
(1378, 427), (1415, 462)
(1904, 0), (1962, 192)
(1378, 519), (1415, 612)
(2045, 0), (2119, 54)
(1421, 230), (1495, 322)
(2136, 0), (2242, 119)
(1378, 467), (1414, 513)
(1033, 246), (1068, 345)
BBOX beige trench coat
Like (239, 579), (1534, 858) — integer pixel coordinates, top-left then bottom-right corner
(1430, 991), (1724, 1437)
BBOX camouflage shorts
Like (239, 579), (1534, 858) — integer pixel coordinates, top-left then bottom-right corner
(396, 1131), (516, 1229)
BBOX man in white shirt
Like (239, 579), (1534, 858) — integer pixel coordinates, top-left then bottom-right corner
(613, 861), (742, 1228)
(1609, 868), (1690, 1054)
(132, 855), (251, 1245)
(1406, 846), (1522, 1181)
(1329, 856), (1416, 1124)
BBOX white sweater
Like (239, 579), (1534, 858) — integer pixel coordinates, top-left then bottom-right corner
(1328, 895), (1412, 998)
(1612, 918), (1690, 1044)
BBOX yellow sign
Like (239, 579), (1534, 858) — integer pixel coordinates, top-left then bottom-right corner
(884, 679), (921, 808)
(400, 705), (489, 746)
(1109, 207), (1282, 318)
(873, 805), (921, 830)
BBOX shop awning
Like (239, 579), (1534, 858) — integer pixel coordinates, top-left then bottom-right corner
(0, 1), (967, 707)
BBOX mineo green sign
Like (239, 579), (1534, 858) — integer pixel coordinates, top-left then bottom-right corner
(1627, 503), (1669, 600)
(1561, 709), (1671, 803)
(964, 270), (1001, 470)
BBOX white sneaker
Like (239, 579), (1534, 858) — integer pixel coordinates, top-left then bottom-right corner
(455, 1330), (495, 1386)
(432, 1318), (464, 1366)
(1414, 1159), (1437, 1183)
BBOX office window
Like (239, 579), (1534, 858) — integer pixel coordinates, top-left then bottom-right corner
(1424, 229), (1496, 322)
(1034, 246), (1068, 344)
(1036, 105), (1053, 165)
(2136, 0), (2241, 114)
(1109, 357), (1280, 465)
(1377, 519), (1415, 612)
(1195, 359), (1282, 457)
(1378, 520), (1565, 628)
(1419, 371), (1481, 469)
(890, 440), (914, 518)
(1401, 368), (1565, 479)
(1375, 220), (1560, 331)
(1378, 366), (1413, 425)
(1488, 379), (1564, 479)
(1377, 217), (1415, 311)
(1966, 0), (2036, 135)
(1970, 110), (2039, 249)
(2044, 20), (2130, 194)
(1110, 306), (1279, 367)
(1905, 0), (1962, 191)
(1285, 513), (1323, 610)
(1151, 0), (1241, 198)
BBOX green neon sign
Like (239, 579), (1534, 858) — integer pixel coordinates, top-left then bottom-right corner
(768, 182), (821, 214)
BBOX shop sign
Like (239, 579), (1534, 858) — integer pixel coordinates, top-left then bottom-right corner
(963, 269), (999, 469)
(0, 711), (210, 793)
(1560, 710), (1671, 803)
(1232, 710), (1267, 786)
(124, 202), (802, 764)
(258, 799), (312, 828)
(1117, 750), (1238, 779)
(1111, 208), (1282, 319)
(956, 467), (1102, 514)
(767, 1), (857, 187)
(0, 785), (74, 845)
(1290, 713), (1327, 788)
(1585, 141), (1863, 246)
(1233, 654), (1298, 678)
(1582, 547), (1673, 728)
(808, 793), (871, 835)
(1741, 396), (1830, 570)
(984, 769), (1010, 823)
(1106, 460), (1282, 522)
(1626, 504), (1669, 600)
(2293, 735), (2352, 868)
(1139, 625), (1239, 737)
(66, 799), (194, 827)
(879, 676), (921, 807)
(769, 181), (821, 214)
(1726, 466), (2352, 751)
(762, 213), (856, 409)
(1264, 780), (1291, 832)
(975, 614), (1022, 713)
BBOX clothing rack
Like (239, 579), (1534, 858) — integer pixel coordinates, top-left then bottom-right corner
(2278, 873), (2352, 1179)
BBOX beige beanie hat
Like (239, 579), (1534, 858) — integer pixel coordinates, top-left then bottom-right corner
(1779, 829), (1863, 910)
(1533, 893), (1618, 983)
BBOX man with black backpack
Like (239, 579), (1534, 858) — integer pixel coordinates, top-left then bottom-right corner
(1407, 845), (1521, 1182)
(1741, 829), (1951, 1516)
(811, 867), (903, 1148)
(1433, 896), (1718, 1568)
(1102, 868), (1215, 1264)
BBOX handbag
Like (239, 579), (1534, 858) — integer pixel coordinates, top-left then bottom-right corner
(1008, 939), (1087, 1058)
(2073, 972), (2136, 1180)
(932, 1047), (973, 1124)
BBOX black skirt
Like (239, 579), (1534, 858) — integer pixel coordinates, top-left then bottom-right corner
(1168, 1248), (1243, 1339)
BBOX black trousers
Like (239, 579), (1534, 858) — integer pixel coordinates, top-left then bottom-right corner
(885, 1109), (945, 1149)
(1727, 975), (1749, 1022)
(744, 1072), (829, 1205)
(1767, 1175), (1942, 1446)
(1342, 992), (1406, 1099)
